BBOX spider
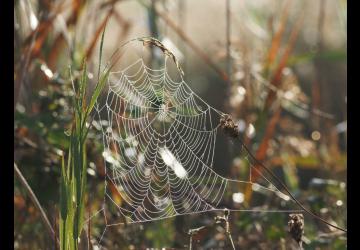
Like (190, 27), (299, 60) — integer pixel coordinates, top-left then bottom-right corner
(220, 114), (239, 138)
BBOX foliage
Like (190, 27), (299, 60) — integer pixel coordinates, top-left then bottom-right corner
(59, 27), (111, 249)
(14, 0), (346, 249)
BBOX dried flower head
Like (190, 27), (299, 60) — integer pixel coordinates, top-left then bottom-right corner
(288, 213), (304, 247)
(220, 115), (239, 138)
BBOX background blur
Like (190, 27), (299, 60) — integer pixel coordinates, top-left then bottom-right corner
(14, 0), (347, 249)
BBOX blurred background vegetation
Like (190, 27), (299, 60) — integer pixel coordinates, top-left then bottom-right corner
(14, 0), (346, 249)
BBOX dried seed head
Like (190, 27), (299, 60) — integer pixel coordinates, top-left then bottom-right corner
(288, 214), (304, 246)
(220, 115), (240, 138)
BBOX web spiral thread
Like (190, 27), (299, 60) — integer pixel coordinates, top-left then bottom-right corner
(93, 57), (297, 229)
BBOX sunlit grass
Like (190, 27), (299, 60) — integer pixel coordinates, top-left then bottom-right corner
(59, 26), (111, 250)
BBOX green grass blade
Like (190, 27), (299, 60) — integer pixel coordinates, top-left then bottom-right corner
(98, 22), (107, 81)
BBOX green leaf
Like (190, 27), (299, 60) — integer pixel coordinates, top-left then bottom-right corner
(80, 59), (88, 106)
(60, 154), (68, 220)
(86, 66), (111, 118)
(98, 23), (107, 81)
(78, 145), (87, 230)
(59, 23), (109, 250)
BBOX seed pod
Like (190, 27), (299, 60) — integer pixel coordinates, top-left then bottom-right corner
(288, 214), (304, 248)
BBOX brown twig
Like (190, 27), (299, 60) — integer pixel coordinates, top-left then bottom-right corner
(264, 0), (291, 72)
(14, 163), (59, 246)
(187, 226), (206, 250)
(143, 37), (184, 75)
(226, 0), (231, 83)
(215, 209), (236, 250)
(14, 28), (37, 110)
(251, 108), (281, 182)
(311, 0), (327, 129)
(264, 10), (305, 109)
(84, 6), (116, 61)
(187, 209), (236, 250)
(247, 9), (305, 199)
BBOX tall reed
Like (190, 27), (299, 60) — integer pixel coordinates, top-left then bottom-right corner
(59, 26), (110, 250)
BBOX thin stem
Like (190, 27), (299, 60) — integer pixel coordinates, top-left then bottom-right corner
(189, 234), (192, 250)
(54, 211), (58, 250)
(14, 21), (39, 110)
(236, 138), (347, 233)
(220, 115), (346, 233)
(14, 163), (59, 246)
(214, 209), (236, 249)
(178, 0), (187, 75)
(187, 226), (206, 250)
(227, 232), (236, 250)
(226, 0), (231, 84)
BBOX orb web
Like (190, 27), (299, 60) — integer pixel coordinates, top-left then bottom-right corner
(92, 52), (299, 243)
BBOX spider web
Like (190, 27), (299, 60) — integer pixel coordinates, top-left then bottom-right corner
(93, 55), (300, 239)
